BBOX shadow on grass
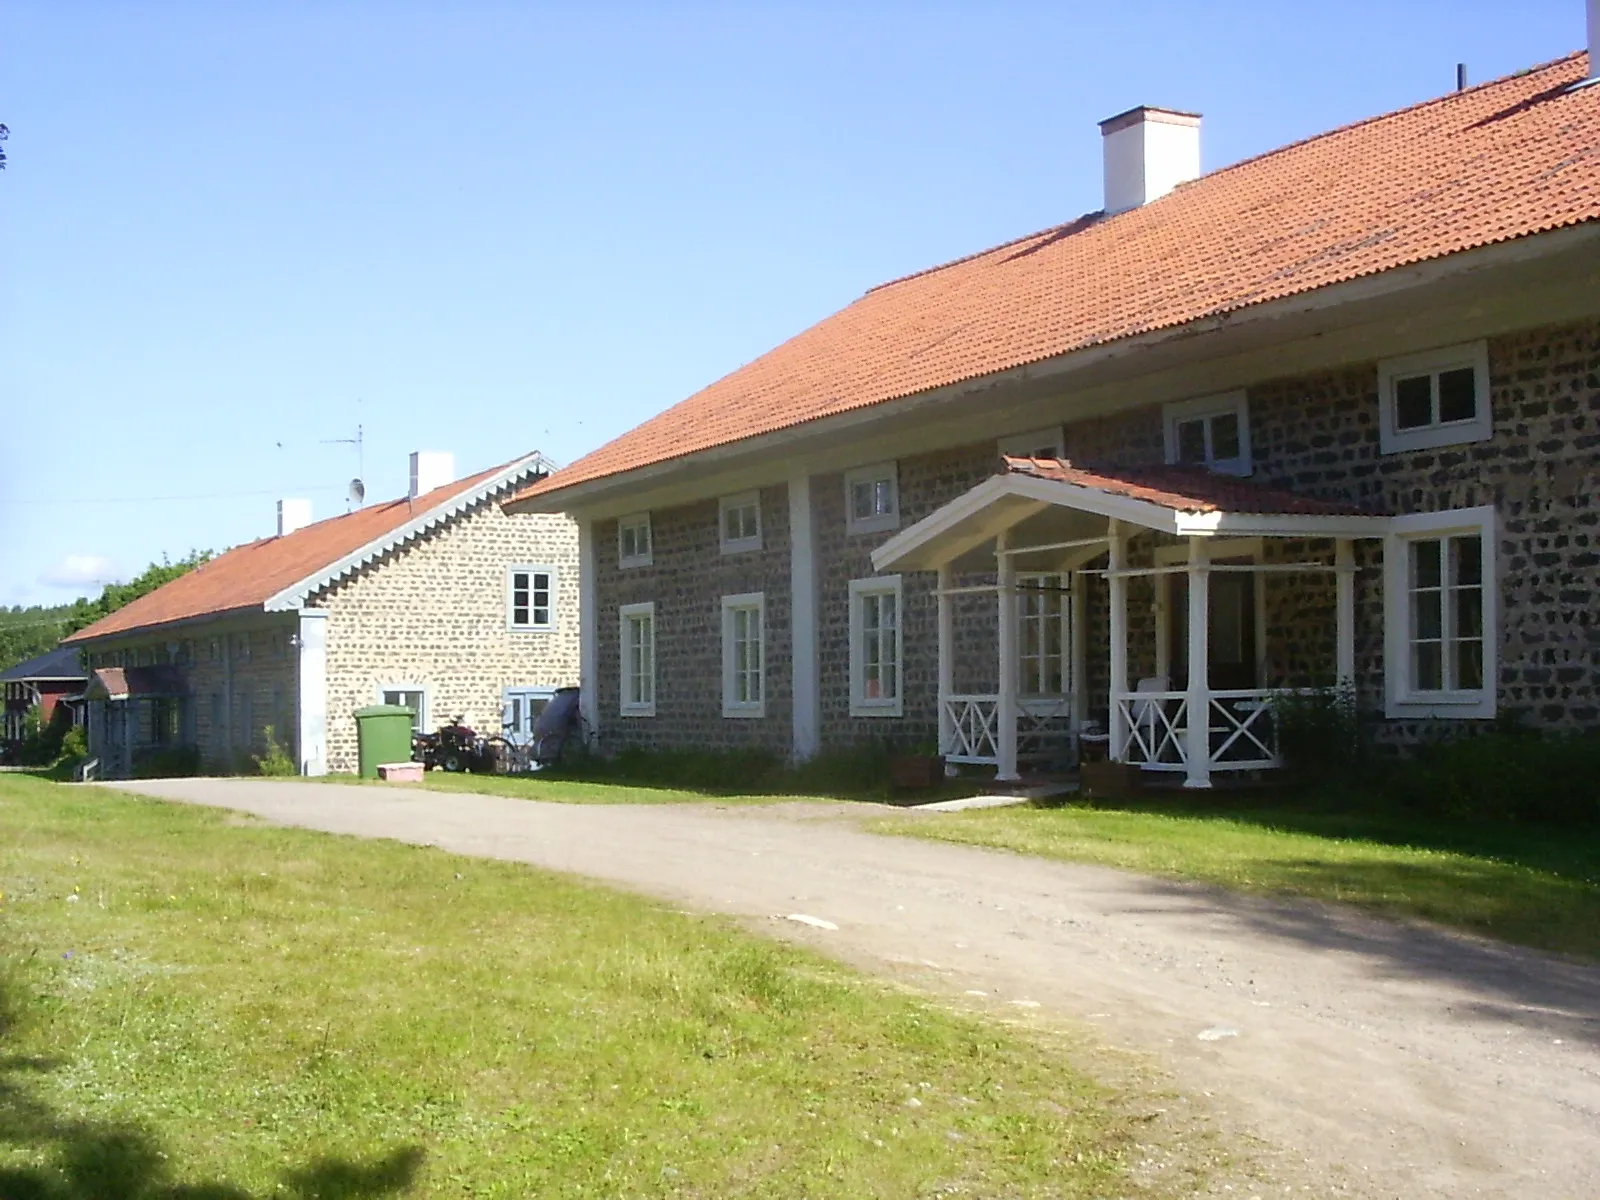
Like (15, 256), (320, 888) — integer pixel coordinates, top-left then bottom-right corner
(0, 981), (423, 1200)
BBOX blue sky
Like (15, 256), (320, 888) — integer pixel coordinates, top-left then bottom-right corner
(0, 1), (1584, 606)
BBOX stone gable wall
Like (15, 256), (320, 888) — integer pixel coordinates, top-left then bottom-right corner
(314, 501), (580, 772)
(592, 486), (794, 755)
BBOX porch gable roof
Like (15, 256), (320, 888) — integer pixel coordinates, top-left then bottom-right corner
(85, 666), (188, 703)
(872, 457), (1390, 572)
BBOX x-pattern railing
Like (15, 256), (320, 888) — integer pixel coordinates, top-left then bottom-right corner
(1208, 692), (1279, 767)
(943, 694), (1000, 762)
(1116, 693), (1189, 766)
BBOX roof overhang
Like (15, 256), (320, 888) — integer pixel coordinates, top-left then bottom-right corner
(872, 472), (1390, 573)
(508, 222), (1600, 519)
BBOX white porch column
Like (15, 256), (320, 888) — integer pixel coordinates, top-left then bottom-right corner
(1184, 536), (1213, 789)
(1335, 538), (1356, 689)
(995, 530), (1020, 782)
(296, 609), (328, 777)
(1107, 519), (1130, 760)
(937, 562), (954, 763)
(578, 516), (600, 746)
(788, 472), (821, 762)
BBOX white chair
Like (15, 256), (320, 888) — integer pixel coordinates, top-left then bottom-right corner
(1128, 675), (1171, 762)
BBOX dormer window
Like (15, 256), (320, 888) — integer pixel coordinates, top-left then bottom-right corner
(1164, 392), (1251, 476)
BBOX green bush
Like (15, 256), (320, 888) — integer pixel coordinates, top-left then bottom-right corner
(1270, 685), (1366, 781)
(59, 725), (87, 761)
(1380, 725), (1600, 824)
(253, 725), (298, 776)
(15, 704), (70, 767)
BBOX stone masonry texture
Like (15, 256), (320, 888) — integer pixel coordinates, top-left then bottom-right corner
(588, 317), (1600, 755)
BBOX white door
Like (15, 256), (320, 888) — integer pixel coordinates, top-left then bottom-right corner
(501, 687), (555, 746)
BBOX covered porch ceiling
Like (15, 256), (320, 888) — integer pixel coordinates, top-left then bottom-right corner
(873, 458), (1392, 573)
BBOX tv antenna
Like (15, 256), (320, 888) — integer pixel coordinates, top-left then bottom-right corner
(321, 422), (365, 510)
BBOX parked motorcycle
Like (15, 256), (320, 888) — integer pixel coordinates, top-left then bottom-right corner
(412, 717), (499, 773)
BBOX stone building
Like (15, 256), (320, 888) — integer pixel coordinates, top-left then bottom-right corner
(504, 50), (1600, 786)
(66, 452), (579, 776)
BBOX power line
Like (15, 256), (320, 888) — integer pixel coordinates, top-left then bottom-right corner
(1, 484), (350, 506)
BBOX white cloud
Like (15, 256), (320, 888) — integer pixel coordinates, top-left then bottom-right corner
(38, 554), (123, 590)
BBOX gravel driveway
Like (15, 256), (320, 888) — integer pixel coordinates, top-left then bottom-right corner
(110, 779), (1600, 1199)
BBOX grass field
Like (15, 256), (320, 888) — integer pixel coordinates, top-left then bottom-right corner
(0, 774), (1197, 1198)
(877, 793), (1600, 960)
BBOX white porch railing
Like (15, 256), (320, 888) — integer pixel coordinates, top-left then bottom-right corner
(1113, 688), (1285, 772)
(941, 694), (1077, 766)
(943, 694), (999, 764)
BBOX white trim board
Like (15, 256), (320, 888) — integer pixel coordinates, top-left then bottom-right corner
(264, 452), (557, 612)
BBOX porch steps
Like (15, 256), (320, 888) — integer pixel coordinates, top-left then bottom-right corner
(916, 779), (1078, 812)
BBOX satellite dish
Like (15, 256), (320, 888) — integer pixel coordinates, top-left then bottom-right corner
(348, 478), (366, 506)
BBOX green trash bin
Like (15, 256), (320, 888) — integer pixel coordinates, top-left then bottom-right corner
(353, 704), (417, 779)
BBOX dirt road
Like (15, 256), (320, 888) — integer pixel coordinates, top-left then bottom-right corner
(110, 779), (1600, 1198)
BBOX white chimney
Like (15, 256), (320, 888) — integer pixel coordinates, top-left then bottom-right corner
(409, 451), (455, 500)
(1099, 106), (1202, 215)
(1589, 0), (1598, 80)
(277, 497), (313, 536)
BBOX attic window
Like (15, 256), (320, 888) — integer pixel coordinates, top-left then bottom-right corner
(1378, 341), (1491, 454)
(1164, 391), (1251, 476)
(618, 514), (653, 569)
(719, 492), (762, 554)
(845, 463), (899, 535)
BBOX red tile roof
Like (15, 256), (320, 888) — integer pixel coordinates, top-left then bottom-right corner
(513, 52), (1598, 506)
(65, 459), (534, 643)
(1002, 456), (1382, 517)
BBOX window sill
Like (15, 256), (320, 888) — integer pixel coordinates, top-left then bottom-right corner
(618, 556), (653, 570)
(1385, 692), (1493, 720)
(846, 515), (899, 536)
(719, 539), (762, 556)
(619, 704), (656, 718)
(507, 624), (556, 634)
(850, 701), (904, 718)
(722, 704), (765, 719)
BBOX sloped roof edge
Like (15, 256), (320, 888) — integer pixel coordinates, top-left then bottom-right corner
(263, 451), (557, 612)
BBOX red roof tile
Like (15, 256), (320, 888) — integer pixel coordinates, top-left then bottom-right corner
(1001, 456), (1382, 517)
(65, 458), (537, 643)
(513, 53), (1598, 506)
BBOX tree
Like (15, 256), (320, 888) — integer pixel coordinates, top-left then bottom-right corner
(62, 551), (213, 636)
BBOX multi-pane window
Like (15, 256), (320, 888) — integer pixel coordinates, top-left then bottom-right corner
(1378, 342), (1491, 453)
(1385, 506), (1496, 719)
(998, 427), (1065, 460)
(618, 514), (653, 568)
(721, 593), (764, 716)
(1163, 392), (1251, 475)
(620, 602), (656, 716)
(507, 566), (555, 630)
(844, 464), (899, 534)
(849, 577), (902, 716)
(380, 687), (428, 733)
(1017, 575), (1068, 697)
(1407, 536), (1484, 693)
(719, 493), (762, 553)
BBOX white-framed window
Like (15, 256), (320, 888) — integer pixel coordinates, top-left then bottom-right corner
(379, 684), (429, 733)
(507, 565), (557, 630)
(849, 575), (903, 717)
(617, 514), (653, 569)
(719, 492), (762, 554)
(1378, 341), (1491, 454)
(998, 427), (1065, 460)
(619, 601), (656, 716)
(1016, 573), (1069, 698)
(1384, 505), (1496, 719)
(720, 593), (765, 717)
(844, 463), (899, 535)
(1164, 392), (1251, 475)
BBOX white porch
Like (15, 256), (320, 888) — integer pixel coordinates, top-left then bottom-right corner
(873, 458), (1388, 788)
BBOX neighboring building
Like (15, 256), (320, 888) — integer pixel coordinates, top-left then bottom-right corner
(1, 644), (88, 749)
(65, 451), (579, 777)
(505, 48), (1600, 786)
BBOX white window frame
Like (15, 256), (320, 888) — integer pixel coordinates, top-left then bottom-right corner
(844, 463), (900, 535)
(718, 492), (763, 555)
(617, 514), (653, 569)
(1378, 340), (1491, 455)
(997, 426), (1065, 460)
(506, 564), (558, 631)
(1015, 572), (1071, 703)
(1384, 505), (1497, 720)
(618, 601), (656, 717)
(377, 683), (430, 733)
(849, 575), (904, 718)
(720, 592), (766, 718)
(1163, 391), (1252, 476)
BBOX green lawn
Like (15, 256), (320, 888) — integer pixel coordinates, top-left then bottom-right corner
(876, 793), (1600, 960)
(0, 774), (1193, 1199)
